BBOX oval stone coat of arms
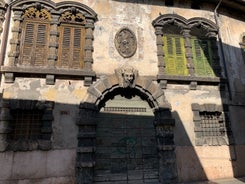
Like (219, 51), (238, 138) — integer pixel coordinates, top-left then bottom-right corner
(114, 27), (137, 58)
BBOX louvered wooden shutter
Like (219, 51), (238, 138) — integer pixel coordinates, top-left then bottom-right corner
(22, 23), (34, 65)
(35, 24), (47, 66)
(21, 21), (48, 66)
(191, 38), (214, 77)
(58, 25), (85, 69)
(163, 35), (187, 75)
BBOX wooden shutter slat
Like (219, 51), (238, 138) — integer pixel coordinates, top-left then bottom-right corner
(72, 28), (82, 68)
(24, 23), (34, 44)
(58, 25), (85, 69)
(22, 23), (35, 65)
(35, 24), (47, 66)
(59, 27), (71, 68)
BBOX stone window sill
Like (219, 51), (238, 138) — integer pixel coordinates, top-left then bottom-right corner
(1, 66), (96, 86)
(157, 74), (226, 90)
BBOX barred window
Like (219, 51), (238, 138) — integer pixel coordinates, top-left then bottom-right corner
(9, 109), (44, 141)
(192, 104), (232, 146)
(199, 111), (224, 137)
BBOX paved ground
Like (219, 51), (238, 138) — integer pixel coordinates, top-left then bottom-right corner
(182, 177), (245, 184)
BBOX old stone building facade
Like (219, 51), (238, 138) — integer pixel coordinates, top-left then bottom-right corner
(0, 0), (245, 183)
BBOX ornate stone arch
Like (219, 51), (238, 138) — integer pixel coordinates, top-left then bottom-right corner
(188, 17), (218, 33)
(152, 13), (188, 29)
(56, 1), (97, 20)
(76, 66), (177, 183)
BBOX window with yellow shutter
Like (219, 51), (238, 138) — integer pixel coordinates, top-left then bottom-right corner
(163, 34), (188, 76)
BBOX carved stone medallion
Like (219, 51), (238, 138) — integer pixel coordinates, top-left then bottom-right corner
(114, 27), (137, 58)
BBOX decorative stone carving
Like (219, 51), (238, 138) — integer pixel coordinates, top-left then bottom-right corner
(115, 65), (138, 88)
(114, 27), (137, 58)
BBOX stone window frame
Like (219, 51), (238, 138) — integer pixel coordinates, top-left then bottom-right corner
(152, 14), (224, 89)
(2, 0), (97, 86)
(0, 99), (54, 152)
(0, 1), (7, 44)
(191, 103), (233, 146)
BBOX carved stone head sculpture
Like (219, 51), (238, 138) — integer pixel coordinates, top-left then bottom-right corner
(115, 65), (138, 88)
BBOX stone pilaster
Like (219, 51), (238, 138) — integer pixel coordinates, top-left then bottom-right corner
(48, 13), (59, 68)
(182, 28), (194, 76)
(8, 10), (22, 66)
(84, 19), (95, 86)
(0, 99), (11, 152)
(155, 26), (165, 76)
(154, 108), (177, 183)
(76, 103), (98, 184)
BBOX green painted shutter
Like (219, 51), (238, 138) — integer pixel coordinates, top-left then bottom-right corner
(191, 38), (215, 77)
(58, 25), (85, 69)
(163, 35), (187, 75)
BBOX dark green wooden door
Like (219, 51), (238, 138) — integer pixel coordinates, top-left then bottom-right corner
(94, 96), (159, 184)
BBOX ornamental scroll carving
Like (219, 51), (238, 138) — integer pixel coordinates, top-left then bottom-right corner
(114, 27), (137, 58)
(115, 65), (138, 88)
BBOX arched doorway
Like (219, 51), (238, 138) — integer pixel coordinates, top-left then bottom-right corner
(95, 91), (158, 183)
(76, 66), (177, 184)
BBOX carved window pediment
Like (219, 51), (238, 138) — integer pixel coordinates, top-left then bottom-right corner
(22, 7), (51, 20)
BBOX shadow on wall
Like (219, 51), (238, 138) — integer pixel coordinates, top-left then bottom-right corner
(111, 0), (245, 22)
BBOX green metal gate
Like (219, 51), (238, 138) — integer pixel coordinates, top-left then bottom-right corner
(94, 96), (159, 184)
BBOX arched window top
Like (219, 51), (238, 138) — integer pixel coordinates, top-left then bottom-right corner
(152, 14), (188, 30)
(10, 0), (56, 11)
(22, 7), (51, 21)
(10, 0), (97, 21)
(60, 9), (86, 24)
(188, 17), (218, 36)
(56, 2), (97, 21)
(152, 14), (218, 36)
